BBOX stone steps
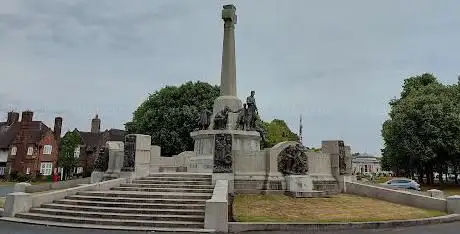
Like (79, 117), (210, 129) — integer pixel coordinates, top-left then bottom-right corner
(148, 173), (211, 178)
(113, 186), (214, 193)
(1, 217), (215, 232)
(135, 177), (211, 182)
(41, 203), (205, 215)
(77, 190), (213, 199)
(54, 199), (206, 210)
(67, 195), (208, 204)
(15, 213), (205, 229)
(132, 180), (211, 185)
(9, 173), (214, 231)
(119, 183), (214, 189)
(28, 208), (205, 222)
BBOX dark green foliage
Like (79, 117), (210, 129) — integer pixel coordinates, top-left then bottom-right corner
(126, 81), (220, 156)
(381, 73), (460, 183)
(58, 131), (82, 179)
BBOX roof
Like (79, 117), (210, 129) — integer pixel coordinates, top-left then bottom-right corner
(0, 121), (52, 149)
(74, 128), (125, 151)
(0, 122), (20, 149)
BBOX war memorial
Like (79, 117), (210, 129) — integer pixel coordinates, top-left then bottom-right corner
(2, 4), (460, 233)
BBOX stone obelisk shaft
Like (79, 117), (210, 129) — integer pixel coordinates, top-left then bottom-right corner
(220, 5), (237, 96)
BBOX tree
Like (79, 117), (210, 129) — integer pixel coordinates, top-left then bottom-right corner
(126, 81), (300, 156)
(381, 73), (460, 183)
(262, 119), (299, 148)
(58, 131), (82, 180)
(126, 81), (220, 156)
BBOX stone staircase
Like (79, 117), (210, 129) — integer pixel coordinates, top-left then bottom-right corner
(6, 173), (215, 232)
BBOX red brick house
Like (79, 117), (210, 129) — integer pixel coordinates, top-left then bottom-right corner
(0, 111), (62, 178)
(72, 115), (125, 176)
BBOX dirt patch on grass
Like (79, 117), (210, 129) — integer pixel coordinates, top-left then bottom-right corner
(234, 194), (445, 222)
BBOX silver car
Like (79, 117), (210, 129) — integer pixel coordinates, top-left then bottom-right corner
(382, 178), (421, 190)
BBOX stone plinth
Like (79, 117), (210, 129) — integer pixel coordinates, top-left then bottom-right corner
(189, 129), (261, 173)
(447, 195), (460, 214)
(104, 141), (124, 179)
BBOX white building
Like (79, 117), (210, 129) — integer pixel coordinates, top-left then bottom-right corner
(352, 153), (382, 175)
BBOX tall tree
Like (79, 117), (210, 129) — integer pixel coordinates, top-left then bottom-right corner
(126, 81), (220, 156)
(58, 131), (82, 180)
(381, 73), (460, 183)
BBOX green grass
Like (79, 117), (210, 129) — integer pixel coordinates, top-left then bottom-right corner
(233, 194), (446, 223)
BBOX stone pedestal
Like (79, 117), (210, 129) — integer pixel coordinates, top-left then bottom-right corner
(104, 141), (124, 179)
(90, 171), (105, 183)
(189, 130), (261, 173)
(121, 134), (152, 180)
(14, 182), (31, 193)
(447, 195), (460, 214)
(4, 192), (32, 217)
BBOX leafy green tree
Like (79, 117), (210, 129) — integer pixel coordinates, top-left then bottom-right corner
(58, 131), (82, 180)
(126, 81), (220, 156)
(381, 73), (460, 183)
(262, 119), (299, 148)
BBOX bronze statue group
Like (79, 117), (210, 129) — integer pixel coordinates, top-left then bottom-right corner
(196, 90), (266, 142)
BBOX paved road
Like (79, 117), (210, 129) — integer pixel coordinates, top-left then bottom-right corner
(0, 221), (459, 234)
(0, 185), (13, 197)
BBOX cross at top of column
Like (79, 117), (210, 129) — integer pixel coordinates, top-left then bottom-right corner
(222, 4), (237, 24)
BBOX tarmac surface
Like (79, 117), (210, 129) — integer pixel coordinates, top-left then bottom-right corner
(0, 220), (459, 234)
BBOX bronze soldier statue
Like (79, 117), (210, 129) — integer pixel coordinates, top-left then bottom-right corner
(246, 90), (258, 130)
(196, 105), (212, 130)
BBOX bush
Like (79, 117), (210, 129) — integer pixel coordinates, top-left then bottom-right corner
(15, 173), (31, 182)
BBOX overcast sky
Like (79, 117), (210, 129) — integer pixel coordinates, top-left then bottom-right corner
(1, 0), (459, 155)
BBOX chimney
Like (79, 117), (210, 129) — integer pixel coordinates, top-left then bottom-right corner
(54, 117), (63, 140)
(91, 114), (101, 133)
(21, 110), (33, 123)
(6, 111), (19, 125)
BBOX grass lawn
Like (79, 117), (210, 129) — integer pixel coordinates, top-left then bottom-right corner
(233, 194), (445, 223)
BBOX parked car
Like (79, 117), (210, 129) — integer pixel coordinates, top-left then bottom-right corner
(381, 178), (421, 190)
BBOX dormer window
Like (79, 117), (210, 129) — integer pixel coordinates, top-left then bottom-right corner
(43, 145), (52, 155)
(27, 146), (34, 155)
(74, 146), (80, 158)
(11, 146), (17, 156)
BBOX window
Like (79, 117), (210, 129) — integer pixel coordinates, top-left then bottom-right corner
(43, 145), (52, 155)
(11, 146), (17, 156)
(74, 146), (80, 158)
(364, 165), (368, 172)
(26, 167), (30, 174)
(27, 147), (34, 155)
(40, 162), (53, 176)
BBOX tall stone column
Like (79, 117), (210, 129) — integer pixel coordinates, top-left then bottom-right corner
(220, 4), (237, 96)
(211, 4), (243, 130)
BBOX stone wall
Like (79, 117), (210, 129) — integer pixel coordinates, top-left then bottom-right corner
(346, 181), (447, 212)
